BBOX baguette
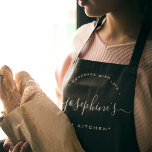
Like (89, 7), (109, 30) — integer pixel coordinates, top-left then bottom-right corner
(0, 65), (20, 115)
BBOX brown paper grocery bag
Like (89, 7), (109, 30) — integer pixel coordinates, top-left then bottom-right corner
(0, 95), (84, 152)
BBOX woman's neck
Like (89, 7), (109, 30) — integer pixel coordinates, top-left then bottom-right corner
(97, 3), (152, 46)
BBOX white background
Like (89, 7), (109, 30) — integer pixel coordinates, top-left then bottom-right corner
(0, 0), (76, 140)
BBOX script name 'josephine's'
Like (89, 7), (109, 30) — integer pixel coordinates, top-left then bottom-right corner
(63, 94), (131, 116)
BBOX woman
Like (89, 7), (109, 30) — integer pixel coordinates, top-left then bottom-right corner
(1, 0), (152, 151)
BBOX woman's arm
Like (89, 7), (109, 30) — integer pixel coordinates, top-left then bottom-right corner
(55, 53), (73, 107)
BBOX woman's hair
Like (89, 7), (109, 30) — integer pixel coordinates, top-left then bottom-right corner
(137, 0), (146, 13)
(138, 0), (152, 26)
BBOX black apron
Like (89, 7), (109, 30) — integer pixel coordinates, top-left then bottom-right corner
(62, 17), (150, 152)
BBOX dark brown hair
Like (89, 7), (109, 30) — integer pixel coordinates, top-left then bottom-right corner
(138, 0), (152, 26)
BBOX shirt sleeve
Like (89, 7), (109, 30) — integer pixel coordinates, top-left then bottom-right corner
(55, 53), (73, 108)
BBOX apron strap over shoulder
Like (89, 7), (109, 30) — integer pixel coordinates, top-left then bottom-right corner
(77, 15), (106, 57)
(129, 23), (151, 67)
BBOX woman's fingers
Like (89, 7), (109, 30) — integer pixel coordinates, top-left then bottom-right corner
(0, 65), (20, 114)
(10, 141), (32, 152)
(3, 138), (14, 150)
(20, 141), (31, 152)
(4, 139), (32, 152)
(11, 141), (24, 152)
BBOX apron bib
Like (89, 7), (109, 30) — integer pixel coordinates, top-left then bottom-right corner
(62, 17), (150, 152)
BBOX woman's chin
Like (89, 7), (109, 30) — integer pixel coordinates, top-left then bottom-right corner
(84, 8), (103, 18)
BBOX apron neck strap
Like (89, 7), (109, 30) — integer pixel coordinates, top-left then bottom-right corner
(129, 23), (151, 66)
(78, 15), (106, 57)
(96, 15), (106, 28)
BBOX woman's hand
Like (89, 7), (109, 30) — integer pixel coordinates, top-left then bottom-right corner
(3, 138), (14, 151)
(3, 138), (32, 152)
(12, 141), (31, 152)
